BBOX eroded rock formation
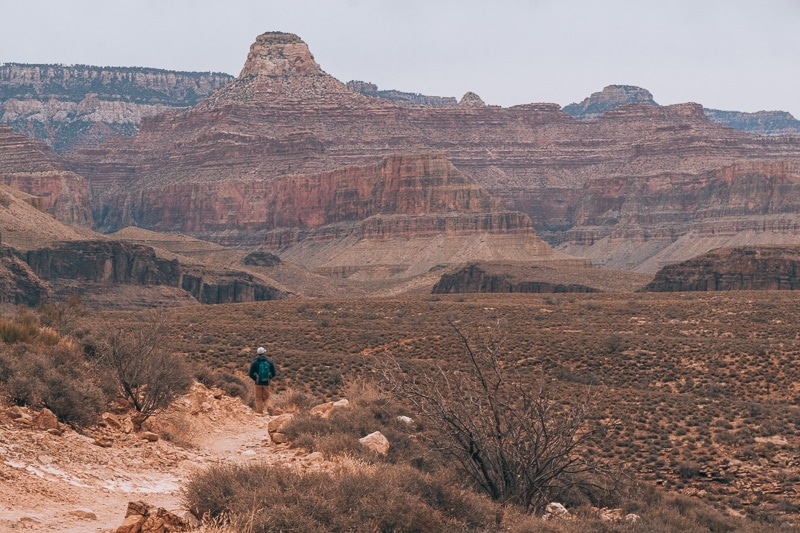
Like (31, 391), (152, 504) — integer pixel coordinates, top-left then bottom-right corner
(432, 263), (599, 294)
(0, 126), (92, 226)
(0, 63), (233, 152)
(642, 246), (800, 291)
(563, 85), (658, 119)
(0, 248), (50, 305)
(61, 33), (800, 274)
(20, 240), (285, 304)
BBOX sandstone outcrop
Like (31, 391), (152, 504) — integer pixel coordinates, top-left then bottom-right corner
(432, 263), (599, 294)
(346, 80), (457, 106)
(0, 247), (50, 305)
(20, 240), (285, 304)
(563, 85), (658, 119)
(63, 33), (800, 274)
(704, 109), (800, 136)
(0, 63), (232, 152)
(642, 246), (800, 291)
(0, 126), (92, 226)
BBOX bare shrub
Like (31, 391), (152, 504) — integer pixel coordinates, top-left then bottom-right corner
(92, 311), (191, 426)
(380, 317), (617, 513)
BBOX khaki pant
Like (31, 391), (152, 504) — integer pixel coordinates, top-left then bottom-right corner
(254, 384), (270, 414)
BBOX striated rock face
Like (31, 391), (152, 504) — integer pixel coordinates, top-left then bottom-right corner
(0, 247), (50, 305)
(432, 263), (599, 294)
(563, 85), (658, 119)
(0, 63), (232, 152)
(91, 152), (568, 276)
(0, 126), (92, 226)
(346, 80), (457, 106)
(703, 109), (800, 136)
(642, 246), (800, 291)
(21, 240), (285, 304)
(66, 33), (800, 273)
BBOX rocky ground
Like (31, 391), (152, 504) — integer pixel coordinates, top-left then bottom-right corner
(0, 383), (318, 532)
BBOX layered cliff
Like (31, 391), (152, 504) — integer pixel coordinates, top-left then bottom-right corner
(65, 33), (800, 273)
(642, 246), (800, 291)
(563, 85), (658, 119)
(20, 240), (285, 304)
(703, 109), (800, 136)
(0, 247), (50, 306)
(432, 263), (599, 294)
(0, 63), (232, 152)
(94, 152), (568, 276)
(0, 127), (92, 227)
(347, 80), (458, 106)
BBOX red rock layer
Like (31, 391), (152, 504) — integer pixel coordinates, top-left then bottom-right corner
(62, 32), (800, 269)
(0, 126), (92, 226)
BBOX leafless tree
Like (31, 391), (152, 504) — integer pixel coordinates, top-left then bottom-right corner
(93, 310), (191, 427)
(380, 317), (617, 513)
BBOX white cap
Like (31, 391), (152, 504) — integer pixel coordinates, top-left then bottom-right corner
(257, 347), (266, 354)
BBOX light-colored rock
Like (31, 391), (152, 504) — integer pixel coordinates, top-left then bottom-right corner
(267, 413), (295, 433)
(306, 451), (324, 462)
(542, 502), (572, 520)
(359, 431), (390, 455)
(270, 432), (289, 444)
(625, 513), (641, 523)
(397, 415), (414, 425)
(310, 399), (350, 418)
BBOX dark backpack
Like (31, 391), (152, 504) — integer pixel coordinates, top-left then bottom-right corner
(257, 358), (274, 384)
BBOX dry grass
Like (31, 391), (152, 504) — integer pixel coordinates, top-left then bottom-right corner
(91, 291), (800, 525)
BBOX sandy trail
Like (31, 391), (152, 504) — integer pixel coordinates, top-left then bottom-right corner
(0, 383), (300, 532)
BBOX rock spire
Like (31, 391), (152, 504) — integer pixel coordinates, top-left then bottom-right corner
(239, 32), (322, 78)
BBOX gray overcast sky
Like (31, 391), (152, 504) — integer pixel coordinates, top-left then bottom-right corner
(2, 0), (799, 116)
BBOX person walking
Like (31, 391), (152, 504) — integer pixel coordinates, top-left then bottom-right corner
(249, 346), (276, 414)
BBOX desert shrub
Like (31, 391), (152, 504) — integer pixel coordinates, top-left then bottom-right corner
(183, 462), (499, 532)
(0, 316), (39, 344)
(269, 388), (319, 413)
(91, 312), (192, 426)
(0, 343), (106, 426)
(380, 318), (616, 513)
(280, 395), (436, 469)
(195, 365), (249, 401)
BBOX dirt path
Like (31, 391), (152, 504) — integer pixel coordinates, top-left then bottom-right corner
(0, 384), (302, 532)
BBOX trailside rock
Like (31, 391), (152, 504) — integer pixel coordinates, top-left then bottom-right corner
(33, 408), (59, 431)
(359, 431), (390, 455)
(115, 501), (189, 533)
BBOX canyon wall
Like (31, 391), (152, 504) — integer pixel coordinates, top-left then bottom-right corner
(0, 63), (233, 152)
(52, 33), (800, 273)
(643, 246), (800, 291)
(21, 240), (285, 304)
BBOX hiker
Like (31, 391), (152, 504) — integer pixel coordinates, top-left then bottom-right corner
(249, 346), (276, 414)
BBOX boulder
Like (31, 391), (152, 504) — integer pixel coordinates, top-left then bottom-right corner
(115, 501), (189, 533)
(542, 502), (572, 521)
(396, 415), (414, 425)
(68, 510), (97, 520)
(267, 413), (295, 433)
(270, 432), (289, 444)
(359, 431), (390, 455)
(34, 408), (59, 430)
(141, 431), (159, 442)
